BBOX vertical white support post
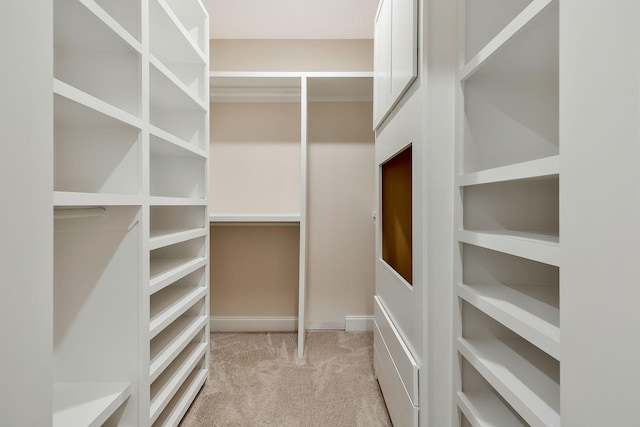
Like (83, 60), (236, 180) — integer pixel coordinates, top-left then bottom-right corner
(297, 76), (308, 358)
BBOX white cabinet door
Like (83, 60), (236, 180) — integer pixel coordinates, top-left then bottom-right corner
(391, 0), (418, 102)
(374, 0), (392, 127)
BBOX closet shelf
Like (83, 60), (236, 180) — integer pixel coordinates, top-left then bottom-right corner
(150, 126), (206, 158)
(150, 0), (206, 65)
(53, 191), (141, 207)
(209, 214), (301, 224)
(150, 196), (207, 206)
(150, 286), (207, 338)
(458, 230), (559, 266)
(53, 382), (131, 427)
(153, 367), (208, 426)
(150, 228), (207, 250)
(150, 315), (208, 382)
(458, 337), (560, 427)
(457, 282), (560, 359)
(457, 391), (526, 427)
(150, 55), (207, 111)
(56, 0), (141, 53)
(150, 342), (208, 423)
(54, 79), (143, 129)
(458, 156), (559, 187)
(459, 0), (556, 81)
(150, 257), (207, 295)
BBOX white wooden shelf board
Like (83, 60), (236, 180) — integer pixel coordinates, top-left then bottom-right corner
(152, 367), (208, 426)
(150, 315), (208, 382)
(150, 0), (206, 64)
(150, 56), (206, 111)
(55, 0), (141, 53)
(150, 286), (207, 338)
(459, 0), (556, 81)
(150, 257), (207, 295)
(149, 342), (208, 423)
(210, 71), (374, 79)
(457, 391), (527, 427)
(53, 191), (141, 207)
(53, 382), (131, 427)
(149, 196), (207, 206)
(209, 214), (301, 224)
(54, 79), (143, 129)
(458, 156), (559, 187)
(150, 128), (206, 159)
(458, 282), (560, 359)
(458, 337), (560, 427)
(150, 228), (207, 250)
(458, 230), (559, 267)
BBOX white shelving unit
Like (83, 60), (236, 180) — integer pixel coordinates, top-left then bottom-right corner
(210, 71), (372, 357)
(454, 0), (560, 425)
(52, 0), (209, 425)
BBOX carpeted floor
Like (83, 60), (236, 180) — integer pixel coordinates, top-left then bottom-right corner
(180, 331), (392, 427)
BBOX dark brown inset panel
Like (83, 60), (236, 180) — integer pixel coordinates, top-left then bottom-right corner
(381, 145), (412, 284)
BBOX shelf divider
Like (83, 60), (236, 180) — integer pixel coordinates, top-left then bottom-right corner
(458, 230), (559, 266)
(458, 155), (559, 187)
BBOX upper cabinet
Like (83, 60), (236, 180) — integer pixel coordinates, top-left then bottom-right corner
(373, 0), (418, 129)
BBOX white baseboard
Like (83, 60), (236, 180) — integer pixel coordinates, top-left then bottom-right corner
(210, 315), (374, 332)
(210, 316), (297, 332)
(345, 315), (374, 331)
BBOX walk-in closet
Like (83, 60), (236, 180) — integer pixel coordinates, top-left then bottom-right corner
(3, 0), (640, 426)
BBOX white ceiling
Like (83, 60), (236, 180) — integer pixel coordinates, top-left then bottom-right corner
(202, 0), (378, 39)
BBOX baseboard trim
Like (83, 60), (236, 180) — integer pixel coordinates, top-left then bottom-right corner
(345, 315), (375, 331)
(210, 316), (297, 332)
(210, 315), (375, 332)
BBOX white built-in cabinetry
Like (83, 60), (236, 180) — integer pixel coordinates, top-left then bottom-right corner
(454, 0), (559, 425)
(52, 0), (209, 425)
(373, 0), (418, 128)
(210, 72), (372, 357)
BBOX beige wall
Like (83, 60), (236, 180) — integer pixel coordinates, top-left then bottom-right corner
(307, 102), (375, 325)
(211, 39), (373, 72)
(210, 225), (299, 316)
(209, 102), (301, 214)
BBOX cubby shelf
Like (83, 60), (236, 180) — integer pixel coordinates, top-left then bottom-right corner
(149, 286), (207, 338)
(150, 126), (206, 158)
(150, 228), (207, 250)
(150, 56), (207, 111)
(457, 282), (559, 359)
(149, 342), (208, 423)
(457, 391), (526, 427)
(458, 156), (559, 187)
(150, 257), (207, 294)
(150, 315), (208, 382)
(55, 0), (141, 54)
(54, 79), (142, 130)
(53, 382), (132, 427)
(458, 230), (559, 267)
(459, 0), (556, 81)
(152, 367), (208, 427)
(150, 0), (206, 65)
(458, 337), (560, 427)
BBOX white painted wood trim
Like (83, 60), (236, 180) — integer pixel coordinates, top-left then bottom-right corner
(297, 76), (308, 358)
(345, 316), (375, 331)
(210, 71), (374, 79)
(209, 214), (301, 223)
(209, 316), (298, 332)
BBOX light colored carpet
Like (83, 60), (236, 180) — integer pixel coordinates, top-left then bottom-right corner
(180, 332), (392, 427)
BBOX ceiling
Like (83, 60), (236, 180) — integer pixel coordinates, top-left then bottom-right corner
(202, 0), (378, 39)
